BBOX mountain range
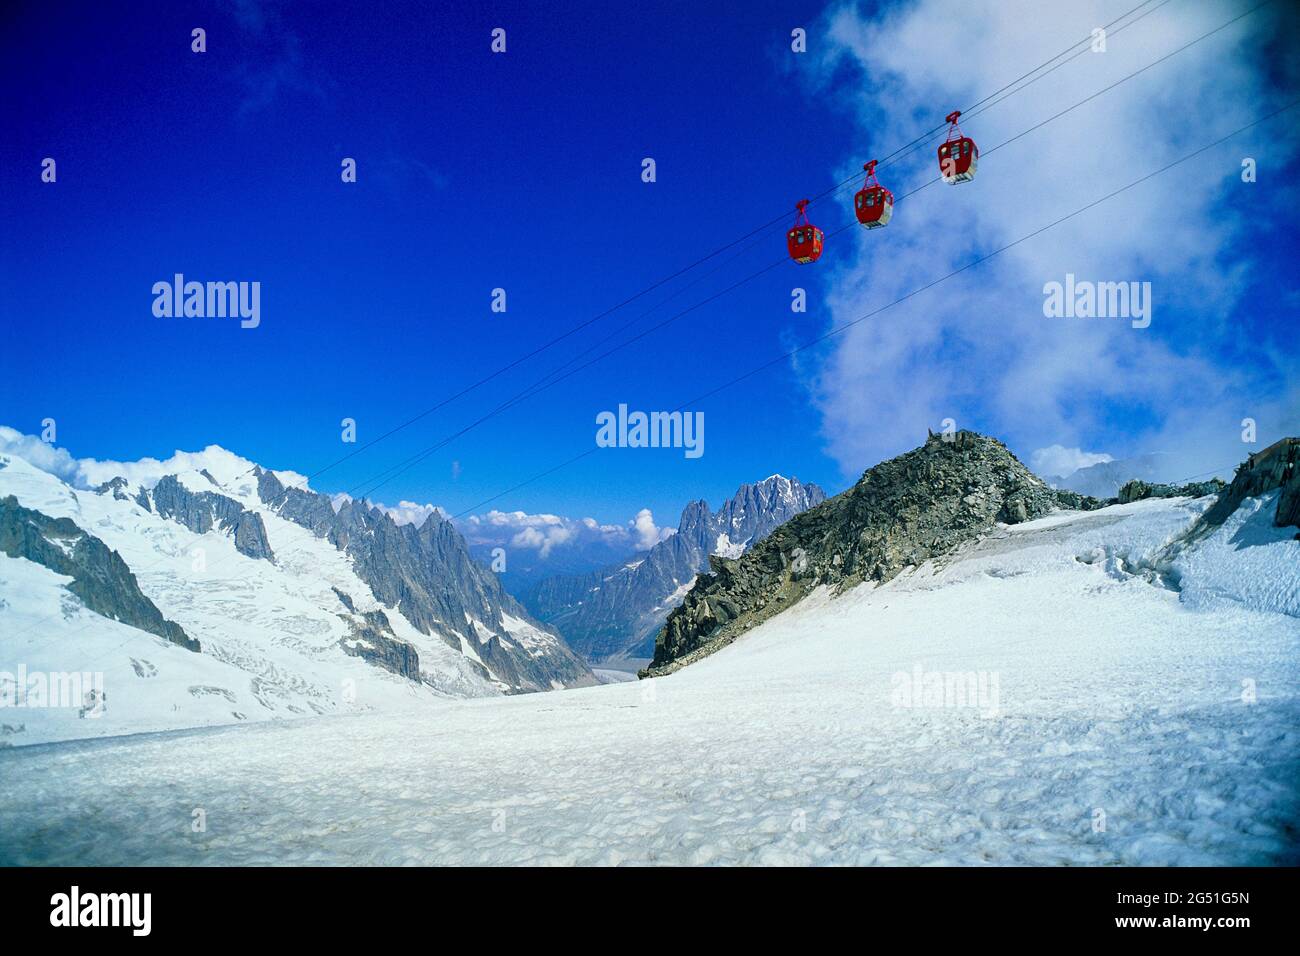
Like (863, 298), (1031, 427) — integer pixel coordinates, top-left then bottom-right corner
(5, 427), (1293, 752)
(522, 475), (826, 665)
(5, 432), (1296, 865)
(0, 443), (594, 746)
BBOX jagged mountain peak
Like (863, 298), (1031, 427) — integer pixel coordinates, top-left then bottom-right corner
(677, 499), (712, 534)
(647, 430), (1082, 675)
(251, 463), (592, 693)
(0, 435), (593, 744)
(524, 471), (828, 664)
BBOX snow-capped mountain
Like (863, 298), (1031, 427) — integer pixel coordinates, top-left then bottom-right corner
(0, 441), (593, 747)
(3, 451), (1294, 865)
(523, 475), (826, 664)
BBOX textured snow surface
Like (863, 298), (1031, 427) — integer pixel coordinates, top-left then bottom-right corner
(1, 496), (1296, 865)
(1172, 490), (1300, 618)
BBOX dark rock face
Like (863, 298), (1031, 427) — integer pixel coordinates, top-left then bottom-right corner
(644, 431), (1083, 677)
(332, 586), (356, 612)
(1280, 479), (1300, 530)
(1117, 477), (1226, 504)
(256, 468), (337, 536)
(1199, 437), (1299, 530)
(0, 495), (198, 652)
(340, 608), (420, 680)
(94, 477), (132, 502)
(254, 468), (592, 692)
(525, 475), (826, 662)
(135, 475), (275, 562)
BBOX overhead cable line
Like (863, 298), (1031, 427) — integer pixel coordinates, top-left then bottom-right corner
(445, 100), (1299, 521)
(297, 0), (1170, 487)
(348, 2), (1268, 503)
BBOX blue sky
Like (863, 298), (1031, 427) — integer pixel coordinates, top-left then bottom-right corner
(2, 0), (1297, 555)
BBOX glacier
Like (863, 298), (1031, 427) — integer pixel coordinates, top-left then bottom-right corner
(1, 492), (1295, 865)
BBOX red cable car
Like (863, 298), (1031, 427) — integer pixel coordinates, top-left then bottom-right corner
(786, 199), (824, 263)
(938, 110), (978, 184)
(853, 160), (893, 229)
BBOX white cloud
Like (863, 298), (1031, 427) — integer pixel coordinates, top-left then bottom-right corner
(374, 500), (447, 527)
(1029, 445), (1113, 478)
(0, 425), (312, 493)
(509, 524), (575, 558)
(459, 507), (674, 559)
(0, 426), (82, 484)
(467, 510), (565, 529)
(630, 508), (674, 551)
(804, 0), (1299, 479)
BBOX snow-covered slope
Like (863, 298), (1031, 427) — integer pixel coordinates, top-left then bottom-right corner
(0, 436), (596, 746)
(2, 494), (1294, 865)
(0, 452), (499, 745)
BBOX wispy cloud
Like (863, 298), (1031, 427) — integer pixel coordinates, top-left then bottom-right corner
(1029, 444), (1113, 478)
(461, 507), (673, 558)
(229, 0), (331, 117)
(802, 0), (1300, 480)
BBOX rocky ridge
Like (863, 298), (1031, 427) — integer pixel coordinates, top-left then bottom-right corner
(643, 431), (1098, 676)
(98, 474), (275, 562)
(0, 493), (197, 651)
(254, 468), (593, 692)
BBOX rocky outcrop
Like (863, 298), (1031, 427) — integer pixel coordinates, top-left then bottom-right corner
(0, 495), (198, 651)
(1046, 453), (1172, 499)
(1117, 477), (1226, 504)
(1199, 437), (1299, 531)
(1113, 437), (1300, 585)
(525, 475), (826, 662)
(256, 468), (337, 537)
(130, 475), (275, 562)
(1280, 479), (1300, 530)
(254, 468), (592, 692)
(643, 431), (1085, 677)
(94, 477), (132, 502)
(332, 586), (356, 612)
(340, 608), (420, 680)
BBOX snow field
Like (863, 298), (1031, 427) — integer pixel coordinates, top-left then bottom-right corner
(2, 495), (1295, 865)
